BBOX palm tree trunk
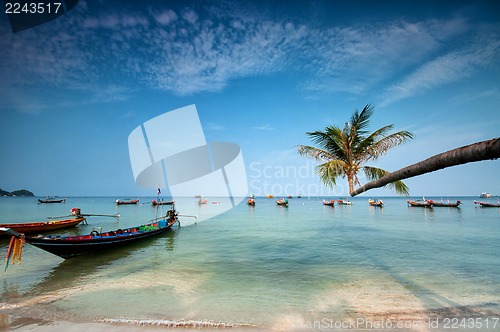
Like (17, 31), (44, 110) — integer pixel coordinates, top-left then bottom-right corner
(347, 173), (355, 194)
(350, 138), (500, 196)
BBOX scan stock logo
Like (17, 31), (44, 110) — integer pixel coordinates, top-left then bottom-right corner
(127, 105), (248, 223)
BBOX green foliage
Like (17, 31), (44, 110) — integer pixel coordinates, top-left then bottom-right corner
(297, 104), (414, 195)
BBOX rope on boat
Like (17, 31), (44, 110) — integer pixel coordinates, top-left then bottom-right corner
(4, 236), (24, 271)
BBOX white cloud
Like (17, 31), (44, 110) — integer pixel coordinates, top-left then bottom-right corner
(154, 9), (177, 25)
(0, 2), (498, 108)
(253, 124), (274, 131)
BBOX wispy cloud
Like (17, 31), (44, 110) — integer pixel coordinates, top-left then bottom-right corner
(253, 124), (274, 131)
(379, 24), (500, 106)
(0, 1), (497, 112)
(204, 122), (226, 131)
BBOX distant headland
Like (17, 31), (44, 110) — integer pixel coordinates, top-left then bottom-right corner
(0, 188), (35, 196)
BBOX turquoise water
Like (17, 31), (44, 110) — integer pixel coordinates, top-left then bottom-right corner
(0, 196), (499, 329)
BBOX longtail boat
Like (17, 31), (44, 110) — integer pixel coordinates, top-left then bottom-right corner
(151, 199), (175, 206)
(197, 198), (208, 205)
(1, 207), (179, 259)
(247, 198), (255, 206)
(474, 200), (500, 207)
(428, 199), (461, 207)
(0, 217), (86, 237)
(368, 199), (384, 207)
(323, 199), (335, 206)
(337, 199), (352, 205)
(276, 198), (288, 206)
(407, 199), (433, 207)
(38, 197), (66, 204)
(116, 198), (139, 205)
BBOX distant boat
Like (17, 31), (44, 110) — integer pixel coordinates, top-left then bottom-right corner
(407, 198), (432, 207)
(337, 198), (352, 205)
(474, 200), (500, 207)
(38, 196), (66, 204)
(151, 199), (175, 206)
(322, 199), (335, 206)
(116, 198), (139, 205)
(297, 194), (302, 198)
(249, 194), (255, 199)
(194, 194), (203, 198)
(267, 194), (274, 198)
(368, 199), (384, 207)
(247, 198), (255, 206)
(428, 199), (461, 207)
(198, 198), (208, 205)
(287, 195), (293, 199)
(276, 198), (288, 206)
(479, 193), (492, 198)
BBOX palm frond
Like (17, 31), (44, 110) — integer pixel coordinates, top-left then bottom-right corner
(297, 145), (333, 161)
(316, 160), (347, 188)
(366, 131), (414, 160)
(363, 166), (410, 195)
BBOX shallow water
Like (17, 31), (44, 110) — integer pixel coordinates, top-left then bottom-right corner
(0, 196), (499, 329)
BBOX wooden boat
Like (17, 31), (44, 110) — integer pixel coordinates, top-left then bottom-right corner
(1, 209), (178, 259)
(116, 198), (139, 205)
(151, 199), (175, 206)
(368, 199), (384, 207)
(267, 194), (274, 198)
(407, 199), (432, 207)
(428, 199), (461, 207)
(276, 198), (288, 206)
(474, 200), (500, 207)
(337, 199), (352, 205)
(0, 217), (86, 237)
(197, 198), (208, 205)
(247, 198), (255, 206)
(322, 199), (335, 206)
(287, 195), (293, 199)
(38, 197), (66, 204)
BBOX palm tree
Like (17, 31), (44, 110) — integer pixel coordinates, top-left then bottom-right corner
(297, 104), (414, 195)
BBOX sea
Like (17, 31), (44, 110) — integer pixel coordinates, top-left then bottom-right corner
(0, 196), (499, 330)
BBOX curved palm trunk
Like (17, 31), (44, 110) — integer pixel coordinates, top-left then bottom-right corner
(350, 138), (500, 196)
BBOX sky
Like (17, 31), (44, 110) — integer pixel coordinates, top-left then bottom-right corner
(0, 0), (499, 198)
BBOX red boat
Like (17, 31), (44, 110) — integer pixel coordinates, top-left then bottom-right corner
(428, 199), (461, 207)
(323, 199), (335, 206)
(1, 208), (178, 259)
(0, 217), (86, 237)
(116, 198), (139, 205)
(247, 198), (255, 206)
(474, 200), (500, 207)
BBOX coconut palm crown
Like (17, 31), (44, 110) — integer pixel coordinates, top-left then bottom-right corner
(297, 104), (414, 195)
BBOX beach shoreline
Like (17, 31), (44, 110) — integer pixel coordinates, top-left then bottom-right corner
(2, 301), (499, 331)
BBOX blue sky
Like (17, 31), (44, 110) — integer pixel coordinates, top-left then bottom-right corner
(0, 0), (499, 197)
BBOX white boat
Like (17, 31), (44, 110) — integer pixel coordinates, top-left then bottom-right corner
(480, 193), (492, 198)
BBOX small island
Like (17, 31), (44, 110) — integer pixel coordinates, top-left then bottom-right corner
(0, 188), (35, 196)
